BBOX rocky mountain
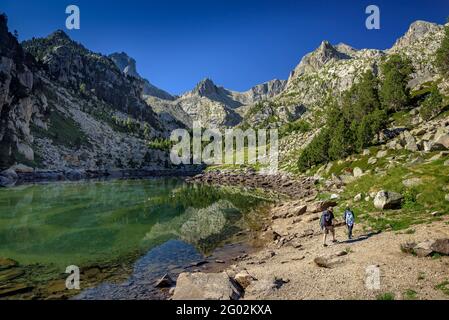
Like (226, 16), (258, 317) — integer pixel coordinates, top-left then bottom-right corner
(109, 52), (175, 101)
(244, 20), (446, 131)
(1, 13), (447, 176)
(165, 78), (287, 128)
(0, 14), (173, 173)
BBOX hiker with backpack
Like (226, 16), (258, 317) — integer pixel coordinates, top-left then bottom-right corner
(343, 207), (355, 240)
(320, 206), (337, 247)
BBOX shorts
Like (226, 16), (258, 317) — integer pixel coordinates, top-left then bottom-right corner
(324, 225), (334, 234)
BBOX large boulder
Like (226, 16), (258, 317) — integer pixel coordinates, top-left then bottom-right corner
(10, 164), (34, 173)
(0, 175), (15, 187)
(308, 200), (337, 213)
(433, 128), (449, 150)
(431, 239), (449, 255)
(373, 191), (403, 210)
(402, 132), (419, 151)
(1, 169), (18, 181)
(172, 272), (242, 300)
(234, 271), (256, 289)
(414, 240), (435, 257)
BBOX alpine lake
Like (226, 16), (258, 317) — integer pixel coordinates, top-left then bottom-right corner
(0, 177), (275, 299)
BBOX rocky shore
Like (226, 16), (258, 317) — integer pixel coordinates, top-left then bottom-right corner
(185, 169), (318, 199)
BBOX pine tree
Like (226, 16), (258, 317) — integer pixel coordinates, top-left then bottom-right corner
(380, 55), (414, 112)
(420, 84), (444, 120)
(436, 23), (449, 76)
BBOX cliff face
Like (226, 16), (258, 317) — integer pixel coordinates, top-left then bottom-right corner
(109, 51), (175, 101)
(0, 13), (46, 167)
(22, 31), (161, 127)
(0, 15), (172, 171)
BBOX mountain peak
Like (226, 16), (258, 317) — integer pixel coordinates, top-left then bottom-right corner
(109, 52), (139, 78)
(48, 29), (71, 41)
(289, 40), (351, 80)
(194, 78), (219, 96)
(391, 20), (442, 51)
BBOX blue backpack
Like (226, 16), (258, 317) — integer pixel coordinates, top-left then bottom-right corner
(344, 210), (355, 227)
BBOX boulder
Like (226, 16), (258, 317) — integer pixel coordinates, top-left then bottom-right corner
(354, 193), (363, 202)
(403, 132), (419, 151)
(10, 164), (34, 173)
(434, 133), (449, 150)
(1, 169), (18, 181)
(0, 175), (15, 187)
(431, 239), (449, 255)
(444, 160), (449, 166)
(308, 200), (337, 213)
(353, 167), (363, 178)
(294, 205), (307, 216)
(414, 240), (435, 258)
(234, 271), (256, 289)
(313, 255), (343, 268)
(154, 273), (175, 288)
(402, 178), (422, 188)
(244, 277), (282, 298)
(400, 242), (417, 254)
(376, 150), (388, 158)
(172, 272), (242, 300)
(368, 157), (378, 165)
(445, 194), (449, 202)
(373, 191), (403, 210)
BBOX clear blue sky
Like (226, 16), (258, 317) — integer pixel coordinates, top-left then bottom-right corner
(2, 0), (449, 95)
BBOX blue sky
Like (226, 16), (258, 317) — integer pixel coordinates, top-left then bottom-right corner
(2, 0), (449, 95)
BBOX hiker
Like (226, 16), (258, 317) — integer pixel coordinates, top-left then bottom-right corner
(343, 207), (355, 240)
(320, 206), (336, 247)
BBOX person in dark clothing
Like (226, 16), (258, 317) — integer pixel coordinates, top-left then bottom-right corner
(320, 206), (337, 247)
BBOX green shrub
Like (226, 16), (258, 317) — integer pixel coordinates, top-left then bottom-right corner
(435, 281), (449, 296)
(436, 24), (449, 76)
(420, 84), (444, 120)
(376, 292), (395, 300)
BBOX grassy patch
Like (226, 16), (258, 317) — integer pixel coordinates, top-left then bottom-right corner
(403, 289), (418, 300)
(31, 110), (90, 149)
(335, 151), (449, 232)
(435, 281), (449, 296)
(376, 292), (395, 300)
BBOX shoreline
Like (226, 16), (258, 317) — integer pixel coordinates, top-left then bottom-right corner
(1, 166), (205, 187)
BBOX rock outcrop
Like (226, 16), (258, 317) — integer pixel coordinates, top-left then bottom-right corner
(109, 51), (175, 101)
(172, 272), (242, 300)
(374, 191), (404, 210)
